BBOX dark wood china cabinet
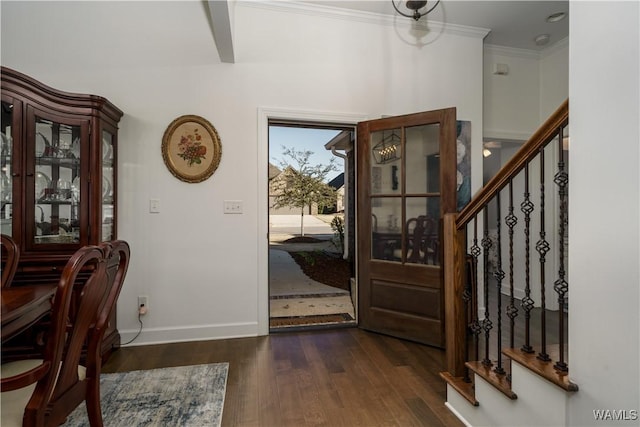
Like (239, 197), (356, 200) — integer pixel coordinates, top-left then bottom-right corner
(1, 66), (123, 358)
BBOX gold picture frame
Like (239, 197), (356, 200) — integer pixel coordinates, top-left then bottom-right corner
(161, 115), (222, 183)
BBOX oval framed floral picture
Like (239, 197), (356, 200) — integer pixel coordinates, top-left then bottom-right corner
(162, 115), (222, 183)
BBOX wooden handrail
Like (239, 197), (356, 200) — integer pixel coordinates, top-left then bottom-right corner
(456, 99), (568, 228)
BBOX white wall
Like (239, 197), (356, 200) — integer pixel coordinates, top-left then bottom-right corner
(481, 40), (569, 314)
(1, 1), (485, 343)
(540, 38), (569, 120)
(484, 40), (569, 141)
(483, 46), (541, 141)
(569, 1), (640, 425)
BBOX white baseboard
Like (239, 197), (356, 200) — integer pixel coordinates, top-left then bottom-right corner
(445, 401), (473, 427)
(119, 322), (260, 347)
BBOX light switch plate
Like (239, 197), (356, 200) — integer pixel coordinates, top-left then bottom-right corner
(223, 200), (243, 214)
(149, 199), (160, 213)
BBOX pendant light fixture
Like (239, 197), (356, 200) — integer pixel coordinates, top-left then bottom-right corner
(372, 130), (401, 164)
(391, 0), (441, 21)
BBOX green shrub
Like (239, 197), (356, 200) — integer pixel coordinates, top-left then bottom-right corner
(331, 216), (345, 253)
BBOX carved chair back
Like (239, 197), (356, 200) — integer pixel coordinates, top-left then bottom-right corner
(0, 240), (131, 427)
(1, 234), (19, 287)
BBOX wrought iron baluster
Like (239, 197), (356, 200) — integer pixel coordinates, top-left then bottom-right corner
(461, 219), (474, 383)
(536, 148), (551, 362)
(554, 127), (569, 372)
(520, 164), (535, 353)
(481, 206), (493, 367)
(462, 291), (472, 381)
(462, 256), (473, 382)
(494, 192), (506, 375)
(470, 216), (482, 364)
(505, 180), (518, 350)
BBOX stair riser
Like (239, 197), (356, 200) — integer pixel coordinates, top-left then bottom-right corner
(445, 363), (570, 426)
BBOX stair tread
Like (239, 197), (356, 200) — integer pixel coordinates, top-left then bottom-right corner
(440, 371), (479, 406)
(466, 361), (517, 400)
(503, 347), (579, 392)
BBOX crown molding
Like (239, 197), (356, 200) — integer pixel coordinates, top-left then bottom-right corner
(484, 44), (541, 60)
(239, 1), (489, 41)
(485, 36), (569, 61)
(484, 128), (532, 142)
(540, 37), (569, 58)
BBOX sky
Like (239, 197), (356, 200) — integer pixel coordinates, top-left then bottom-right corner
(269, 126), (344, 182)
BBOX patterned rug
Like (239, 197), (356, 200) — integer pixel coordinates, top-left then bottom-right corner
(63, 363), (229, 427)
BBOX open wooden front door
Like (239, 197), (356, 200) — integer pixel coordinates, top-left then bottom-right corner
(357, 108), (457, 347)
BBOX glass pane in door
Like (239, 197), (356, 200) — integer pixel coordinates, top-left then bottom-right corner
(405, 197), (440, 265)
(370, 128), (401, 195)
(1, 101), (13, 236)
(34, 117), (81, 244)
(371, 197), (402, 261)
(405, 124), (440, 194)
(404, 124), (440, 265)
(101, 130), (114, 241)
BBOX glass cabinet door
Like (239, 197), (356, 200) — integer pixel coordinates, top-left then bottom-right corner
(101, 130), (114, 242)
(1, 100), (14, 237)
(29, 111), (85, 247)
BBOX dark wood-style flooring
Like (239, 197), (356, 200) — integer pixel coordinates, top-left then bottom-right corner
(103, 327), (464, 427)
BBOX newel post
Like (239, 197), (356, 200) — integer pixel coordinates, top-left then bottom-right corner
(444, 213), (467, 377)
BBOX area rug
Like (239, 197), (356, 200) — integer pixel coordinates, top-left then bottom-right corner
(63, 362), (229, 427)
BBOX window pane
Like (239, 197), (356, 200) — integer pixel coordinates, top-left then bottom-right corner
(371, 197), (402, 261)
(404, 197), (440, 265)
(405, 124), (440, 194)
(370, 128), (401, 195)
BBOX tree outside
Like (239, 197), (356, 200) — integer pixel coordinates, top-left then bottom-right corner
(271, 146), (338, 236)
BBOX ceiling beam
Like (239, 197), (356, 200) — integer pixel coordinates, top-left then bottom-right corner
(206, 0), (235, 64)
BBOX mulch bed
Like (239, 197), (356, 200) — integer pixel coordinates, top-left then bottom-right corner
(282, 236), (325, 244)
(288, 250), (352, 291)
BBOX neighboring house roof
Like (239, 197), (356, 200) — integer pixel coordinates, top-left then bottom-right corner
(268, 163), (281, 180)
(328, 173), (344, 190)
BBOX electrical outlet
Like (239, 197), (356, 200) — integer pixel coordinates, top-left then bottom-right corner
(138, 295), (148, 315)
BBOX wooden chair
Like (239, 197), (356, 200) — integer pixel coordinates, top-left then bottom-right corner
(406, 217), (428, 263)
(393, 216), (437, 264)
(83, 240), (130, 426)
(392, 217), (418, 262)
(421, 216), (439, 265)
(1, 240), (130, 427)
(1, 234), (20, 287)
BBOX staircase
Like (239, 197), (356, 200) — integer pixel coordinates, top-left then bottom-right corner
(445, 359), (573, 426)
(441, 100), (578, 426)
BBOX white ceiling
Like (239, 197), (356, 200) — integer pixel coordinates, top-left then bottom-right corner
(300, 1), (569, 51)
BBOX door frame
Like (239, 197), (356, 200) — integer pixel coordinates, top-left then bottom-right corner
(257, 107), (368, 335)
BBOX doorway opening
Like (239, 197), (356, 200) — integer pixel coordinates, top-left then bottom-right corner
(268, 120), (357, 331)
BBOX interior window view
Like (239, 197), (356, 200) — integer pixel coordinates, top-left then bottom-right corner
(1, 1), (638, 427)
